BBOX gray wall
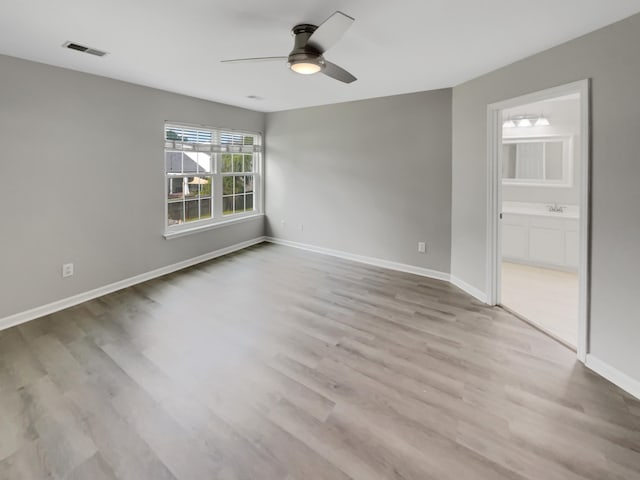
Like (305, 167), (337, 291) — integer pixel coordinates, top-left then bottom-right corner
(265, 89), (452, 274)
(0, 54), (265, 319)
(451, 14), (640, 380)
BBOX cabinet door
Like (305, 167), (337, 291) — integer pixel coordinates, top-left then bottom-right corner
(502, 224), (528, 260)
(529, 227), (564, 265)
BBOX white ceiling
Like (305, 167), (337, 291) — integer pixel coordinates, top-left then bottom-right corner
(1, 1), (639, 112)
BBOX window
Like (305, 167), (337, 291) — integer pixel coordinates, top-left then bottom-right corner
(164, 123), (262, 233)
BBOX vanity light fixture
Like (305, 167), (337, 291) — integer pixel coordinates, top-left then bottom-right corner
(517, 117), (533, 127)
(504, 114), (551, 128)
(534, 116), (550, 126)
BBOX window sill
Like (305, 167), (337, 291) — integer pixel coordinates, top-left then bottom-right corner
(163, 213), (264, 240)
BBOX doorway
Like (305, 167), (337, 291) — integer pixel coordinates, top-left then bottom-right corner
(486, 80), (590, 360)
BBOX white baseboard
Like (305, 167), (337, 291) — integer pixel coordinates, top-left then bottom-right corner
(0, 236), (266, 332)
(449, 275), (488, 303)
(585, 354), (640, 400)
(264, 237), (450, 282)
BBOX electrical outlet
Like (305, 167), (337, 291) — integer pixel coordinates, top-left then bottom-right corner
(62, 263), (74, 278)
(418, 242), (426, 253)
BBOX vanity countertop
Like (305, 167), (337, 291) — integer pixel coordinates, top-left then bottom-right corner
(502, 201), (579, 219)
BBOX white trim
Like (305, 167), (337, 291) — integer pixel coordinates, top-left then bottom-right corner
(163, 213), (264, 239)
(486, 79), (590, 363)
(486, 106), (501, 306)
(0, 237), (266, 332)
(586, 354), (640, 400)
(264, 237), (450, 282)
(576, 80), (591, 363)
(450, 276), (488, 303)
(487, 81), (588, 110)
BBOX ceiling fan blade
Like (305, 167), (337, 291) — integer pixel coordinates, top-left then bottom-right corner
(306, 11), (354, 53)
(221, 56), (287, 64)
(322, 61), (357, 84)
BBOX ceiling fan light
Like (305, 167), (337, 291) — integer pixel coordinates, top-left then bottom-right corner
(535, 116), (550, 126)
(290, 61), (322, 75)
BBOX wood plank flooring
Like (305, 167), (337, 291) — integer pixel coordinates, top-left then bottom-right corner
(1, 242), (639, 479)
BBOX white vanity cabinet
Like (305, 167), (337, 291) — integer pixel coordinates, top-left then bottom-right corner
(502, 212), (578, 270)
(502, 215), (529, 259)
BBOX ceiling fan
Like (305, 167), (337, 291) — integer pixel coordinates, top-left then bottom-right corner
(221, 11), (357, 84)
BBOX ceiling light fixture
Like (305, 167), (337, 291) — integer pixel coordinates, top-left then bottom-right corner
(290, 61), (323, 74)
(289, 55), (325, 75)
(503, 118), (516, 128)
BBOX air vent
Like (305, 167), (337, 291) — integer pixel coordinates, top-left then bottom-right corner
(62, 41), (108, 57)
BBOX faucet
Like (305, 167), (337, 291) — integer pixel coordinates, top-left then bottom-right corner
(548, 203), (564, 213)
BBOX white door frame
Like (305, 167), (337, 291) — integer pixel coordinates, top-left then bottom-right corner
(486, 79), (590, 362)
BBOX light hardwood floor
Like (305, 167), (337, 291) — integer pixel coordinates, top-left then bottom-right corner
(1, 243), (639, 479)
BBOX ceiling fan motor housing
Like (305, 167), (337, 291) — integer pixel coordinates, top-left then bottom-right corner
(288, 24), (325, 70)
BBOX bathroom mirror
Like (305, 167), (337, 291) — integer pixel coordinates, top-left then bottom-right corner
(502, 136), (573, 187)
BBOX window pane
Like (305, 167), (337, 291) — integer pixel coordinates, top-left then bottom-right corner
(185, 200), (200, 222)
(167, 178), (184, 200)
(184, 178), (198, 199)
(234, 195), (245, 212)
(223, 176), (233, 195)
(223, 196), (233, 215)
(243, 136), (254, 145)
(246, 193), (254, 211)
(200, 198), (212, 219)
(233, 154), (243, 173)
(182, 153), (199, 173)
(187, 176), (211, 197)
(166, 152), (182, 173)
(186, 152), (211, 173)
(244, 155), (253, 172)
(234, 176), (244, 194)
(221, 154), (232, 173)
(245, 175), (254, 193)
(168, 201), (184, 225)
(195, 177), (212, 197)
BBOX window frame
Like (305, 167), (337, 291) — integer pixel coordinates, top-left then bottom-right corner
(164, 122), (263, 237)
